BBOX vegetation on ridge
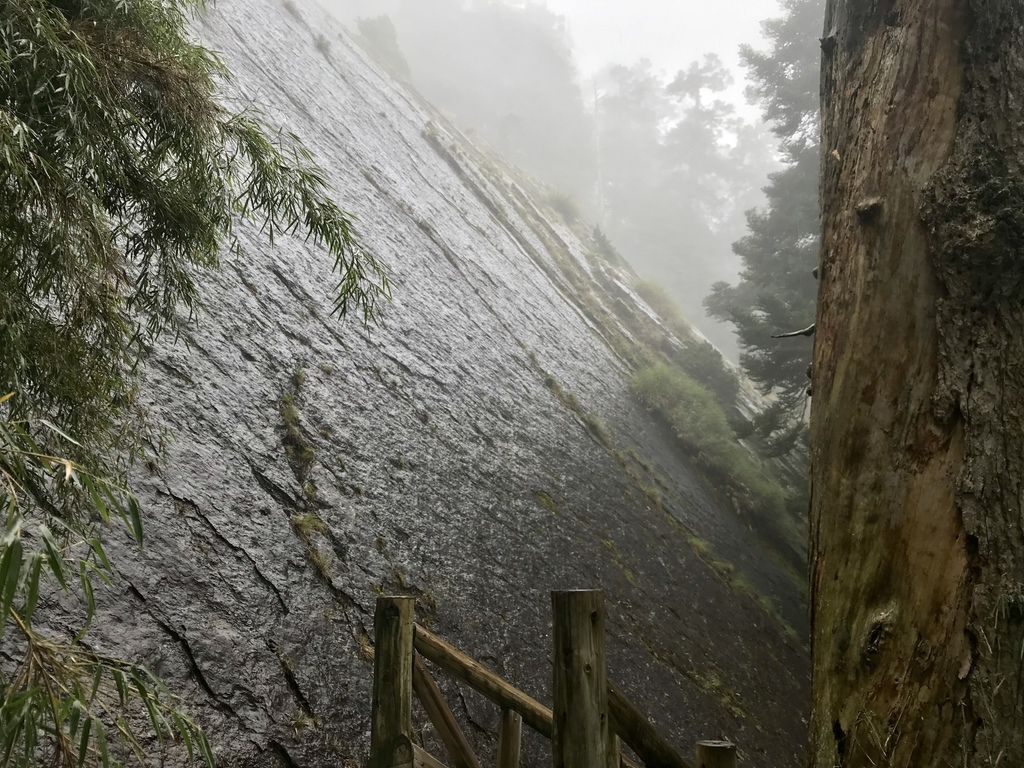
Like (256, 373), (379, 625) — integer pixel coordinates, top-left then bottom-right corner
(630, 363), (786, 519)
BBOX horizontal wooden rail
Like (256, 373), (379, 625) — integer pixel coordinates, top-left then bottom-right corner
(375, 598), (714, 768)
(412, 656), (480, 768)
(414, 625), (671, 768)
(414, 624), (554, 737)
(388, 735), (449, 768)
(609, 684), (691, 768)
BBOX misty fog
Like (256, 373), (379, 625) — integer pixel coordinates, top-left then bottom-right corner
(321, 0), (799, 357)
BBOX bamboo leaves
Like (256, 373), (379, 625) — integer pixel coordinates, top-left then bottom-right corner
(0, 0), (394, 764)
(0, 537), (23, 629)
(1, 0), (390, 460)
(0, 401), (212, 768)
(0, 640), (212, 768)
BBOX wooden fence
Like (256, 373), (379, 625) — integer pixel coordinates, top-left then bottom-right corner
(368, 590), (737, 768)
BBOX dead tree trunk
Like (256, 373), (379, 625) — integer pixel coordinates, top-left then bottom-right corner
(811, 2), (1024, 766)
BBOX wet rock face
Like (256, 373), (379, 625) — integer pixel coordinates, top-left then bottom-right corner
(90, 1), (808, 766)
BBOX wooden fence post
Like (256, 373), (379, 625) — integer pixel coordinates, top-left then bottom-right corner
(370, 596), (415, 768)
(497, 708), (523, 768)
(551, 589), (616, 768)
(695, 740), (736, 768)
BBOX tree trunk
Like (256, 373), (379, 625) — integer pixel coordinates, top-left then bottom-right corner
(811, 2), (1024, 766)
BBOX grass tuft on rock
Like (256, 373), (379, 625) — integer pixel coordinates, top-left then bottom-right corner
(631, 363), (786, 517)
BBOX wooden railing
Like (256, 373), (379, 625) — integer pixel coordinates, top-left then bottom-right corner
(368, 590), (738, 768)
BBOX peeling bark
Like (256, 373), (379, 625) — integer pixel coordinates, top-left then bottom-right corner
(811, 2), (1024, 766)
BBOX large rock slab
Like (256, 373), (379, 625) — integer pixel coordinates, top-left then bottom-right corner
(88, 2), (809, 766)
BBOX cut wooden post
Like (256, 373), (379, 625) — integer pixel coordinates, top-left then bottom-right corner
(551, 589), (616, 768)
(497, 709), (522, 768)
(412, 655), (481, 768)
(370, 596), (415, 768)
(695, 741), (736, 768)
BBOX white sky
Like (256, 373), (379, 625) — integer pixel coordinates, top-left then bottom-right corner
(539, 0), (783, 108)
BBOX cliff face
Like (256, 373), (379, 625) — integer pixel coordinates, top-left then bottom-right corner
(93, 1), (809, 766)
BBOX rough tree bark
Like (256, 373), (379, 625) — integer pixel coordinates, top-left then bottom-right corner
(811, 2), (1024, 767)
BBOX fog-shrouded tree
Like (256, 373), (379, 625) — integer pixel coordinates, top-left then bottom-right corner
(351, 0), (597, 211)
(348, 0), (782, 353)
(705, 0), (824, 451)
(355, 14), (412, 82)
(595, 58), (775, 354)
(595, 61), (685, 256)
(0, 1), (387, 765)
(811, 2), (1024, 765)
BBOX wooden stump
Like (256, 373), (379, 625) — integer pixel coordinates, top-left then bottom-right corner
(551, 590), (616, 768)
(695, 740), (736, 768)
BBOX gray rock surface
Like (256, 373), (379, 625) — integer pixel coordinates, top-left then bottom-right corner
(90, 2), (809, 766)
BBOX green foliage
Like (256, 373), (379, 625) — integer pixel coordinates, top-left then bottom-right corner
(306, 546), (332, 579)
(533, 490), (560, 516)
(355, 15), (411, 81)
(357, 1), (596, 207)
(676, 339), (741, 407)
(301, 481), (318, 504)
(539, 370), (612, 449)
(289, 511), (331, 578)
(590, 227), (627, 267)
(0, 397), (212, 768)
(634, 281), (695, 341)
(631, 365), (734, 465)
(1, 1), (391, 765)
(545, 191), (581, 225)
(686, 533), (798, 641)
(595, 57), (776, 348)
(280, 393), (315, 482)
(290, 512), (328, 540)
(0, 0), (388, 464)
(635, 282), (741, 407)
(705, 0), (824, 449)
(740, 0), (824, 156)
(631, 365), (785, 516)
(705, 151), (818, 437)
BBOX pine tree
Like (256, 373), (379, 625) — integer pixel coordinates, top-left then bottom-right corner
(704, 0), (824, 450)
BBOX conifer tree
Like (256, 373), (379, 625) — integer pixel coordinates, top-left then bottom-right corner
(704, 0), (824, 451)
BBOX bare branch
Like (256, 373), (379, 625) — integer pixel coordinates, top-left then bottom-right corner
(772, 323), (816, 339)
